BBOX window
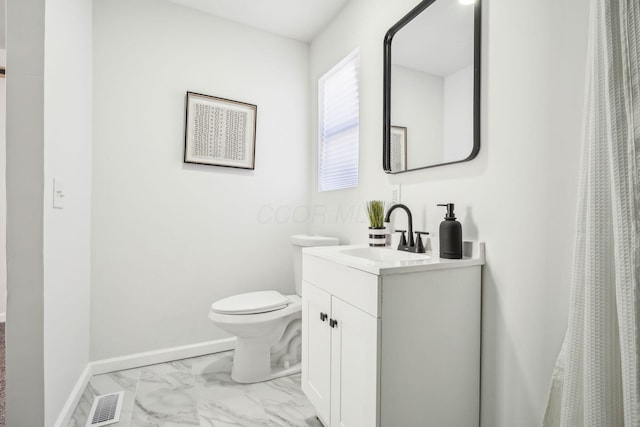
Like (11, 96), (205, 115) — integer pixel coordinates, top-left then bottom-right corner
(318, 49), (360, 192)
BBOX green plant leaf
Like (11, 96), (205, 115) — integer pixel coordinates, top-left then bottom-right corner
(366, 200), (385, 228)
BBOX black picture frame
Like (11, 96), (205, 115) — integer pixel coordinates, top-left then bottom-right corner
(184, 91), (257, 170)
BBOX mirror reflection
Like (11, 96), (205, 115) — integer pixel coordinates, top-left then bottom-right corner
(384, 0), (480, 173)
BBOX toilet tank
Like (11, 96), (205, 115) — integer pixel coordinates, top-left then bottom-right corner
(291, 235), (339, 295)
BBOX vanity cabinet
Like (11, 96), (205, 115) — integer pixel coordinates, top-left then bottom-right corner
(302, 281), (379, 427)
(301, 245), (483, 427)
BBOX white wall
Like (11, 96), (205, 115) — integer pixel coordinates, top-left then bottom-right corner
(91, 0), (310, 360)
(0, 49), (6, 321)
(5, 0), (46, 424)
(391, 65), (444, 168)
(309, 0), (589, 425)
(391, 63), (473, 168)
(443, 64), (473, 162)
(6, 0), (93, 424)
(43, 0), (93, 424)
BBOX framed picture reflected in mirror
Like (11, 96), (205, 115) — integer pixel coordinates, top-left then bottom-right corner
(390, 125), (407, 172)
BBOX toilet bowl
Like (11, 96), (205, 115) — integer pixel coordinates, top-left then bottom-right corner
(209, 235), (339, 384)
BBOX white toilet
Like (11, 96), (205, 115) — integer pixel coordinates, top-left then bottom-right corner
(209, 234), (339, 383)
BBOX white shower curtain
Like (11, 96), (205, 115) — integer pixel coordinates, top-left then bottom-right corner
(543, 0), (639, 425)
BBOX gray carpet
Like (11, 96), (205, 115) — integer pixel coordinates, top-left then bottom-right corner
(1, 322), (5, 426)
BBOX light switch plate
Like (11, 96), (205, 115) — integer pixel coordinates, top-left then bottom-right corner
(53, 178), (65, 209)
(391, 184), (401, 204)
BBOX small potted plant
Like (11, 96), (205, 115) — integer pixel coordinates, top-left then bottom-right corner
(366, 200), (386, 247)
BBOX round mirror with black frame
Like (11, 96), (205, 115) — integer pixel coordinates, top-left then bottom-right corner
(383, 0), (481, 173)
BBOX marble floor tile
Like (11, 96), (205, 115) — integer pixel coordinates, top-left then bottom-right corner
(130, 360), (199, 426)
(68, 351), (320, 427)
(192, 352), (272, 426)
(197, 394), (270, 427)
(67, 368), (140, 427)
(258, 375), (318, 427)
(192, 352), (318, 427)
(67, 383), (94, 427)
(142, 358), (193, 376)
(191, 352), (234, 381)
(192, 352), (258, 401)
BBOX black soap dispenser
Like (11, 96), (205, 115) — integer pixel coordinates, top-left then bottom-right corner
(437, 203), (462, 259)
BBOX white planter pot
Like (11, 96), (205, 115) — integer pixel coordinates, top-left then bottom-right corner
(368, 226), (387, 247)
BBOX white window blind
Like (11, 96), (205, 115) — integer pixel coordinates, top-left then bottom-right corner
(318, 49), (360, 192)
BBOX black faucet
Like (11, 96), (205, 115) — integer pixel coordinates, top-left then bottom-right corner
(384, 203), (414, 248)
(384, 204), (429, 253)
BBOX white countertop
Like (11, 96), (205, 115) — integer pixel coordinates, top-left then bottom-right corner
(303, 241), (485, 276)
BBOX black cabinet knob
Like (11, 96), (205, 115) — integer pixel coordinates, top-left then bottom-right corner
(320, 312), (328, 322)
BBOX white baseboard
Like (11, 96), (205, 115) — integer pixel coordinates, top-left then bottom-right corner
(0, 313), (5, 322)
(91, 337), (236, 376)
(53, 363), (92, 427)
(54, 337), (236, 426)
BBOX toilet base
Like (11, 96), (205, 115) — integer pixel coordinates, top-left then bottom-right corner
(230, 334), (302, 383)
(209, 296), (303, 384)
(229, 315), (302, 384)
(230, 336), (273, 383)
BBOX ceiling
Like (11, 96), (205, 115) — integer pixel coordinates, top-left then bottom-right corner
(393, 0), (475, 77)
(166, 0), (350, 42)
(0, 0), (348, 50)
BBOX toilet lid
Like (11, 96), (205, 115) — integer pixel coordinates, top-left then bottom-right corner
(211, 291), (290, 315)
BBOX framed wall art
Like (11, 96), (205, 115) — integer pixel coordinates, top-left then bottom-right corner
(184, 92), (257, 169)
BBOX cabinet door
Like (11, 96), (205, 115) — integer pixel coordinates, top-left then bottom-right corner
(330, 297), (379, 427)
(302, 281), (332, 425)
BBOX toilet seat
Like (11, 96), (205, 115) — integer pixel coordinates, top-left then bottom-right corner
(211, 290), (290, 315)
(209, 295), (301, 327)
